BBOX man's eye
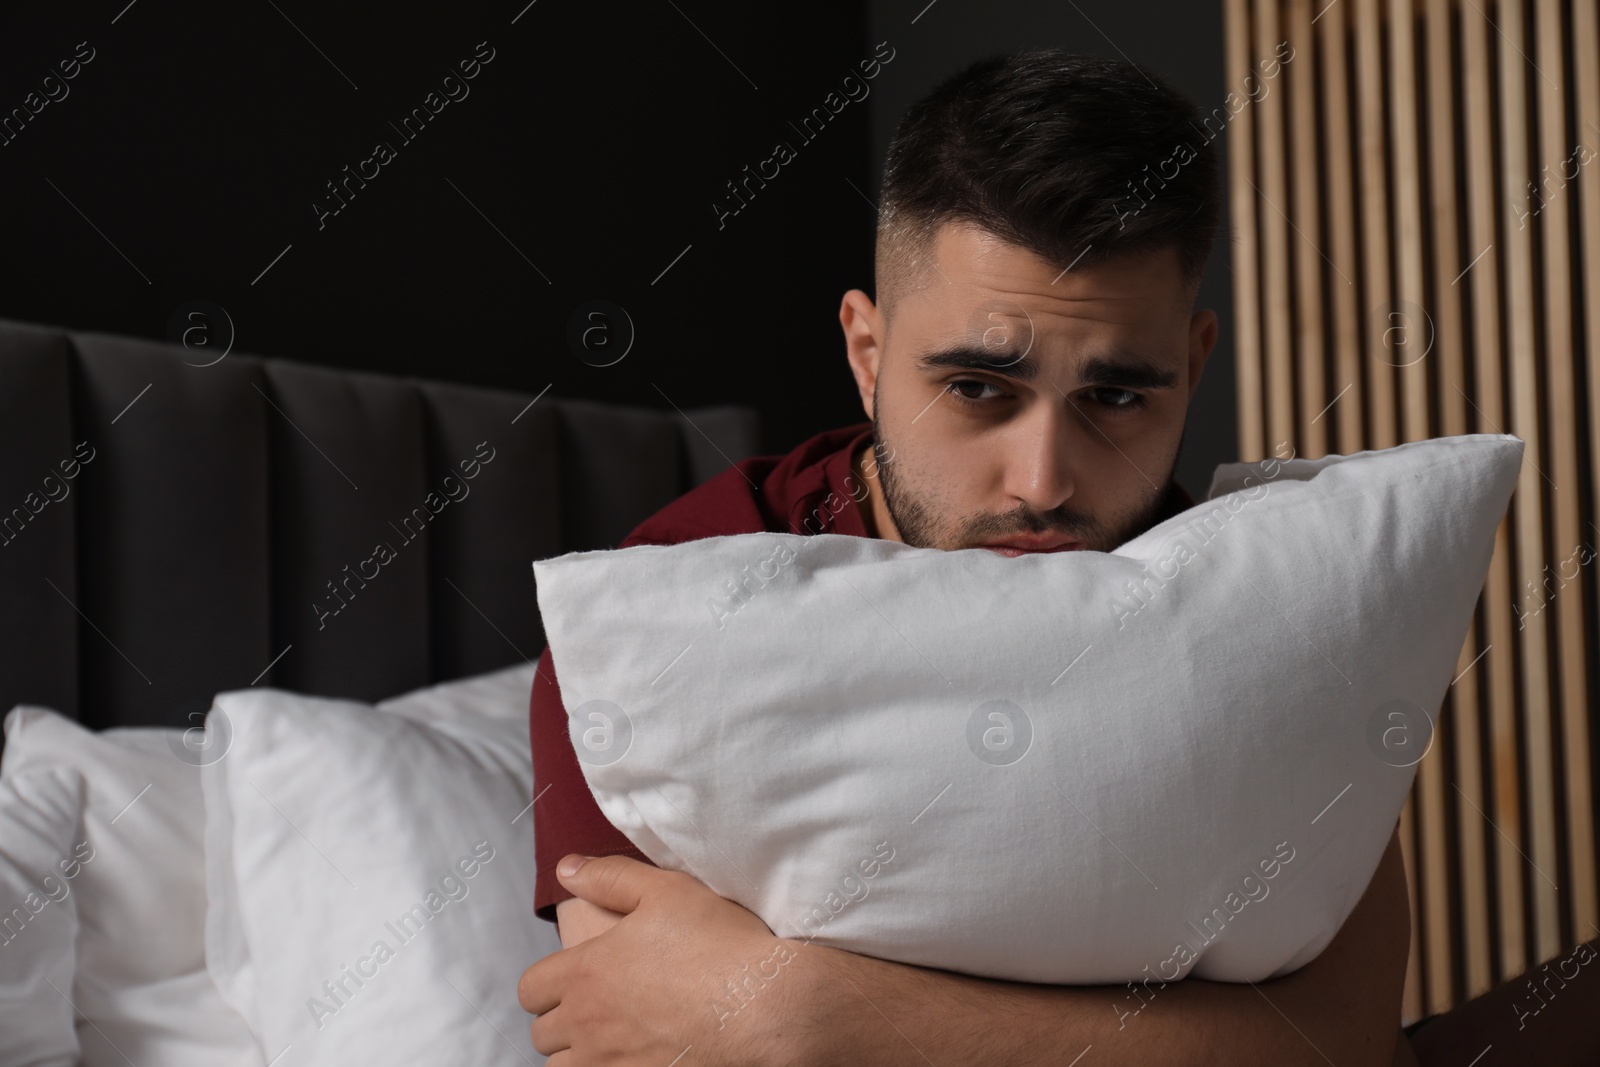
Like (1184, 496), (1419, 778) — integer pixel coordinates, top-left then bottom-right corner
(946, 379), (1006, 405)
(1087, 388), (1147, 410)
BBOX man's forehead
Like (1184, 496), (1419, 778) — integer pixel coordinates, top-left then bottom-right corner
(908, 223), (1184, 318)
(898, 228), (1185, 386)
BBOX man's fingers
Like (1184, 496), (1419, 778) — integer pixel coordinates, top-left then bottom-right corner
(556, 853), (659, 915)
(517, 949), (571, 1017)
(529, 1002), (574, 1059)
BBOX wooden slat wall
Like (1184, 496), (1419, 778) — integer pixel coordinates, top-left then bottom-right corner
(1226, 0), (1600, 1018)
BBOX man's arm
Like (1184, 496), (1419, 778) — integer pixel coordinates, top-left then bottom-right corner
(784, 824), (1410, 1066)
(529, 825), (1412, 1066)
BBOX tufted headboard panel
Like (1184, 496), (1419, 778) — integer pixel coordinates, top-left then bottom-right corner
(0, 317), (759, 731)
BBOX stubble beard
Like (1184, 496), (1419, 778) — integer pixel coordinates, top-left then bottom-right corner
(868, 394), (1178, 552)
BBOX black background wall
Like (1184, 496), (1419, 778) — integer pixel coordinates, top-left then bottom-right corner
(0, 0), (1235, 485)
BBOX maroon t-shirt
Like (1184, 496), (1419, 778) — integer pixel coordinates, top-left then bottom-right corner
(530, 421), (1195, 922)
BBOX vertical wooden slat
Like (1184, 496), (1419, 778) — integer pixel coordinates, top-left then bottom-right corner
(1422, 0), (1469, 511)
(1424, 0), (1494, 1002)
(1389, 0), (1454, 1016)
(1389, 0), (1433, 444)
(1355, 0), (1420, 1019)
(1320, 0), (1365, 456)
(1255, 0), (1297, 454)
(1287, 1), (1328, 459)
(1230, 0), (1600, 1011)
(1227, 0), (1267, 461)
(1498, 0), (1564, 968)
(1572, 0), (1600, 949)
(1461, 0), (1528, 983)
(1534, 0), (1599, 951)
(1357, 0), (1398, 450)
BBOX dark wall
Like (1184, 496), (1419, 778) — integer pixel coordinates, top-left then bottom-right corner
(867, 0), (1239, 493)
(0, 0), (874, 454)
(0, 1), (1232, 475)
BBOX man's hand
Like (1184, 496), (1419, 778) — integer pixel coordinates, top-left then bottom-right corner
(522, 825), (1410, 1067)
(518, 854), (807, 1067)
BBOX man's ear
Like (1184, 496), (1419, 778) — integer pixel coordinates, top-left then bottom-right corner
(1186, 306), (1219, 400)
(840, 289), (884, 422)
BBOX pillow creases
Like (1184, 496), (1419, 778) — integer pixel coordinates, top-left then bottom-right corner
(532, 433), (1524, 984)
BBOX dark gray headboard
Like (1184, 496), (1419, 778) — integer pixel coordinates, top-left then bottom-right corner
(0, 317), (758, 732)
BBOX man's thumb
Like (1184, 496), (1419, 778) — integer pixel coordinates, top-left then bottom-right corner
(556, 853), (647, 914)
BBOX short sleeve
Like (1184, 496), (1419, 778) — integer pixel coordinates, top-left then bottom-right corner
(530, 644), (652, 924)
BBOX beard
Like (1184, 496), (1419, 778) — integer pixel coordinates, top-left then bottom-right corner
(869, 392), (1178, 553)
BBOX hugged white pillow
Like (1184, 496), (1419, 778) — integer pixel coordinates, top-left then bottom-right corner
(532, 433), (1523, 984)
(1, 707), (260, 1067)
(202, 666), (559, 1067)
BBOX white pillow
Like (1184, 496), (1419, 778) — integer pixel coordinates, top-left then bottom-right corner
(375, 660), (536, 723)
(0, 752), (85, 1067)
(0, 707), (260, 1066)
(0, 662), (541, 1067)
(202, 668), (559, 1066)
(531, 433), (1523, 984)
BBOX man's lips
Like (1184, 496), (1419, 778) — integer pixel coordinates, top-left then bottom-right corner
(977, 536), (1086, 556)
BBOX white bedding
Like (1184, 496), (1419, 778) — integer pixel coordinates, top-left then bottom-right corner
(0, 661), (556, 1067)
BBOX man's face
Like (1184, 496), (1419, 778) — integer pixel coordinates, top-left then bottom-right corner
(841, 220), (1217, 555)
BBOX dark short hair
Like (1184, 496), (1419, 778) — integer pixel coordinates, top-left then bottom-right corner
(876, 49), (1222, 319)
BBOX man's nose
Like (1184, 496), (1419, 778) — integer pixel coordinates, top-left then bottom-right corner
(1001, 405), (1077, 513)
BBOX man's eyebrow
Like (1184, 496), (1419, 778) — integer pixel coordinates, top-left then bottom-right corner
(1077, 354), (1180, 390)
(914, 346), (1180, 389)
(915, 346), (1040, 382)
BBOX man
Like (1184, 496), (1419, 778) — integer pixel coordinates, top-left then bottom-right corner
(518, 49), (1594, 1066)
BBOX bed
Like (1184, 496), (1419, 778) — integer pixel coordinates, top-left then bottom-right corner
(0, 314), (759, 1066)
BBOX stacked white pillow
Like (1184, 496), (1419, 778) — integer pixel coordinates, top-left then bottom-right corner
(0, 707), (261, 1067)
(532, 434), (1523, 983)
(0, 759), (85, 1067)
(0, 660), (556, 1067)
(202, 661), (559, 1066)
